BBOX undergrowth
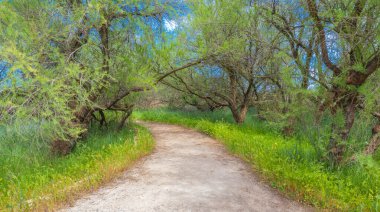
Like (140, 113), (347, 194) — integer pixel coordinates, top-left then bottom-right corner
(134, 108), (380, 210)
(0, 122), (154, 211)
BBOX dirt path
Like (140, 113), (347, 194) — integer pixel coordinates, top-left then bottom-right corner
(65, 122), (309, 212)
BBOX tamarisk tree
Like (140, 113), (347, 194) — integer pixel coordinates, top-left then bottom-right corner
(0, 0), (185, 154)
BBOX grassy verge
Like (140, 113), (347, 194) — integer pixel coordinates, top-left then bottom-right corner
(0, 123), (154, 211)
(134, 109), (380, 210)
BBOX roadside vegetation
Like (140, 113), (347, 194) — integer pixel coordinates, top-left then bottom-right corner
(0, 0), (379, 210)
(0, 122), (154, 211)
(135, 109), (380, 210)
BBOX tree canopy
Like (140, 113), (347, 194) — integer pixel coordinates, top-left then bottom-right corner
(0, 0), (379, 164)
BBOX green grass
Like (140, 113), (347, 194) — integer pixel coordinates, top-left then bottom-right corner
(134, 108), (380, 210)
(0, 123), (154, 211)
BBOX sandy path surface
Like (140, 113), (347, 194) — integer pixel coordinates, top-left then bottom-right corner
(64, 122), (309, 212)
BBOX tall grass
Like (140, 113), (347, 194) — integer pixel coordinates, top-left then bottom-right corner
(134, 108), (380, 210)
(0, 122), (154, 211)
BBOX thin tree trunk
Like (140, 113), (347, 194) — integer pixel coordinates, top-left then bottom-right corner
(117, 108), (133, 131)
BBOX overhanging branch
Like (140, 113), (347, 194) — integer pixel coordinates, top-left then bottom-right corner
(155, 58), (205, 84)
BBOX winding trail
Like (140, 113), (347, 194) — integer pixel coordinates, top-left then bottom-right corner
(65, 122), (310, 212)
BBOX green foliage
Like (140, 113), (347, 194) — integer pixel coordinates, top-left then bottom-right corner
(135, 109), (380, 210)
(0, 0), (178, 144)
(0, 0), (379, 209)
(0, 123), (154, 211)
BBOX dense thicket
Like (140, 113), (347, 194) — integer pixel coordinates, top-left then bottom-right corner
(0, 0), (379, 164)
(160, 0), (380, 164)
(0, 0), (188, 154)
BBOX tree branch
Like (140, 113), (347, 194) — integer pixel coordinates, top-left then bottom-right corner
(155, 58), (204, 84)
(306, 0), (342, 75)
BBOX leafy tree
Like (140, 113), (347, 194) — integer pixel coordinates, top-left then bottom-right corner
(303, 0), (380, 162)
(0, 0), (183, 154)
(162, 0), (273, 124)
(159, 0), (380, 163)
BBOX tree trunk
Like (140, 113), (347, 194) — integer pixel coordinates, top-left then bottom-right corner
(117, 110), (133, 131)
(230, 104), (248, 124)
(364, 133), (380, 155)
(328, 91), (357, 163)
(363, 113), (380, 155)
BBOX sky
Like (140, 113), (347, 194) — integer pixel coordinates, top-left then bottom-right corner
(164, 19), (178, 31)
